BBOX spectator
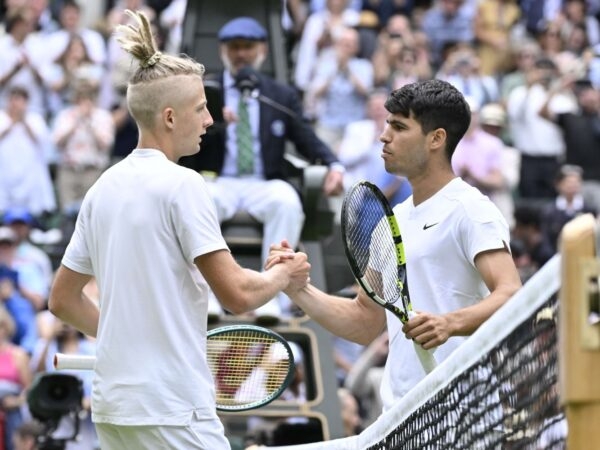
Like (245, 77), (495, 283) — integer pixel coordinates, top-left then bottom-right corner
(178, 16), (344, 317)
(3, 207), (53, 292)
(506, 56), (576, 200)
(293, 0), (361, 93)
(46, 0), (107, 66)
(337, 387), (362, 436)
(0, 224), (46, 314)
(452, 99), (509, 217)
(479, 102), (520, 227)
(0, 8), (48, 116)
(420, 0), (475, 70)
(12, 420), (44, 450)
(40, 33), (106, 119)
(539, 77), (600, 212)
(52, 79), (115, 213)
(512, 204), (555, 270)
(541, 164), (597, 252)
(499, 38), (542, 104)
(473, 0), (521, 76)
(336, 88), (412, 203)
(0, 86), (56, 217)
(0, 233), (38, 354)
(158, 0), (187, 54)
(307, 26), (374, 150)
(344, 331), (388, 427)
(557, 0), (600, 48)
(0, 305), (32, 450)
(437, 45), (499, 108)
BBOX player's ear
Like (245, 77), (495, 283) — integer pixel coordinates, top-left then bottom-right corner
(163, 107), (175, 130)
(429, 128), (446, 151)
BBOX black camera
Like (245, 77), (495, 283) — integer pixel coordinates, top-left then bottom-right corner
(27, 373), (84, 450)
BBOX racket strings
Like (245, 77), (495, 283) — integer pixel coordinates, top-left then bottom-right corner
(344, 186), (404, 305)
(207, 330), (292, 407)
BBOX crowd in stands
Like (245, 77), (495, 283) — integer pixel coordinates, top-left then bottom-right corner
(0, 0), (599, 448)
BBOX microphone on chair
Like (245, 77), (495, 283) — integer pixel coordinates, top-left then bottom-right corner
(235, 66), (260, 98)
(234, 66), (298, 119)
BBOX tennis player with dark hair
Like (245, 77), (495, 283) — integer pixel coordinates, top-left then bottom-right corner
(269, 79), (522, 409)
(48, 10), (310, 450)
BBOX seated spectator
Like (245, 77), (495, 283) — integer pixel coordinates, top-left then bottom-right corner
(344, 331), (388, 427)
(512, 205), (555, 271)
(12, 420), (44, 450)
(0, 227), (42, 352)
(541, 164), (597, 252)
(178, 17), (343, 318)
(0, 305), (32, 450)
(337, 387), (362, 436)
(3, 207), (54, 292)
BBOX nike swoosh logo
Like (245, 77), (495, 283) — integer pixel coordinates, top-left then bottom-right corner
(423, 222), (439, 230)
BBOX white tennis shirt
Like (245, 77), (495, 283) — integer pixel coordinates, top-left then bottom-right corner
(62, 149), (228, 426)
(380, 178), (510, 411)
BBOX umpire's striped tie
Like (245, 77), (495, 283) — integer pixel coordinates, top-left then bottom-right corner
(236, 96), (254, 175)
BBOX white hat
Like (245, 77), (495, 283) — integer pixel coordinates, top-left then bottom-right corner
(0, 226), (17, 243)
(480, 103), (506, 127)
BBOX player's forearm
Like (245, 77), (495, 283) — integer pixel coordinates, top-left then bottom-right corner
(48, 291), (99, 338)
(287, 284), (385, 345)
(444, 288), (517, 337)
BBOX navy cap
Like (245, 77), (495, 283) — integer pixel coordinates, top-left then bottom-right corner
(218, 17), (267, 42)
(3, 207), (34, 225)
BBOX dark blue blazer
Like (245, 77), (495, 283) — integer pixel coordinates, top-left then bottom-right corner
(178, 71), (339, 180)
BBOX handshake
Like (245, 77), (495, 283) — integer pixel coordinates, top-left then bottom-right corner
(265, 239), (311, 294)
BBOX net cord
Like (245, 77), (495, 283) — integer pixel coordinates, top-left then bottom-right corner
(263, 254), (562, 450)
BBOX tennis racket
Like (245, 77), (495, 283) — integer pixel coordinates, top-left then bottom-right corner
(54, 324), (295, 412)
(341, 180), (437, 373)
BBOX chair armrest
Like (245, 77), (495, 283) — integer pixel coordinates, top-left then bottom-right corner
(284, 153), (334, 241)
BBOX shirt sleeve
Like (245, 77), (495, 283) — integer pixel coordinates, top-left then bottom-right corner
(61, 193), (94, 275)
(459, 198), (510, 265)
(169, 171), (228, 263)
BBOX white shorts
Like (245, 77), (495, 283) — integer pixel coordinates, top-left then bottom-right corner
(95, 413), (231, 450)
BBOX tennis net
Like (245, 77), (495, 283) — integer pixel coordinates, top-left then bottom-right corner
(266, 254), (564, 450)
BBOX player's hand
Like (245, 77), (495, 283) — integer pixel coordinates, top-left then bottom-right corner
(402, 312), (450, 350)
(281, 251), (311, 293)
(222, 106), (237, 124)
(265, 239), (295, 270)
(323, 169), (344, 196)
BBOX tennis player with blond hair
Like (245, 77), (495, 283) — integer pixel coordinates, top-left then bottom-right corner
(48, 10), (310, 450)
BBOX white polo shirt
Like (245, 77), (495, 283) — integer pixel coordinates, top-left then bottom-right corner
(62, 149), (228, 426)
(380, 178), (509, 410)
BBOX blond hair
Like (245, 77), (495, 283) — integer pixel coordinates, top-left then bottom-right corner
(115, 9), (205, 127)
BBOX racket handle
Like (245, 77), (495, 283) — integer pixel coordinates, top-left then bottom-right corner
(407, 311), (438, 373)
(413, 342), (437, 373)
(54, 353), (95, 370)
